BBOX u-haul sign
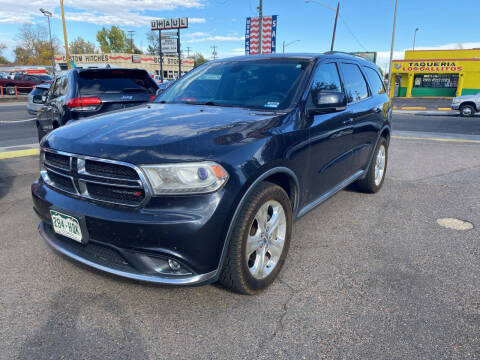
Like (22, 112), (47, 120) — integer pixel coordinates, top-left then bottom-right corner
(151, 17), (188, 30)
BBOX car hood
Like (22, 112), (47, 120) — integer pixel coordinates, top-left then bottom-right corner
(44, 103), (286, 164)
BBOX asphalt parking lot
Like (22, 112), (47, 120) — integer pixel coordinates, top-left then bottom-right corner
(0, 106), (479, 359)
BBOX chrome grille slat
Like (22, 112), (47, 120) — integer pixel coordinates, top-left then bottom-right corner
(40, 149), (151, 207)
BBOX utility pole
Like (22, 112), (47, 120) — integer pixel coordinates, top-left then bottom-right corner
(127, 30), (135, 53)
(331, 1), (340, 51)
(412, 27), (419, 51)
(387, 0), (398, 98)
(258, 0), (263, 54)
(186, 46), (192, 57)
(40, 8), (55, 77)
(211, 45), (218, 60)
(60, 0), (70, 69)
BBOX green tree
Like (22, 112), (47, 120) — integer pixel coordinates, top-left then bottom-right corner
(14, 24), (61, 65)
(194, 52), (208, 67)
(69, 37), (96, 54)
(0, 43), (9, 64)
(96, 26), (129, 53)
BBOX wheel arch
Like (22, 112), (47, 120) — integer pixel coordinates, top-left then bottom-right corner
(215, 166), (300, 280)
(460, 101), (477, 111)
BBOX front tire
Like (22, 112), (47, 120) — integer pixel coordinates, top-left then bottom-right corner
(219, 182), (292, 294)
(460, 104), (475, 117)
(355, 137), (388, 193)
(6, 86), (15, 96)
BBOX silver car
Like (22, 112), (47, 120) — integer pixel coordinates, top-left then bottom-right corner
(451, 92), (480, 117)
(27, 83), (51, 116)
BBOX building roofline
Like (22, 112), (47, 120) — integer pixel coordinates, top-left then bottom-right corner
(405, 48), (480, 52)
(393, 58), (480, 62)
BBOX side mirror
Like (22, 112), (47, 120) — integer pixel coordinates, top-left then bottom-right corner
(308, 91), (347, 115)
(33, 95), (46, 104)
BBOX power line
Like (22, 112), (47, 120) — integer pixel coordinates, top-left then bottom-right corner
(338, 14), (367, 51)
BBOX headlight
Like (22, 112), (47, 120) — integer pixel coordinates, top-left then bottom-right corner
(452, 99), (461, 103)
(141, 162), (229, 195)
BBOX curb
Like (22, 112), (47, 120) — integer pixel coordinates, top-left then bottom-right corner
(392, 106), (454, 111)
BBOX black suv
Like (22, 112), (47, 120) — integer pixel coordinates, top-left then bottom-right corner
(35, 68), (158, 140)
(32, 53), (391, 294)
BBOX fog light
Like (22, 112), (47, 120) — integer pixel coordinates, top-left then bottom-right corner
(168, 259), (181, 271)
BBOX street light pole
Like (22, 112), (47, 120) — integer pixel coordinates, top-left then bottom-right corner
(387, 0), (398, 98)
(305, 0), (339, 51)
(60, 0), (70, 69)
(282, 40), (300, 53)
(330, 2), (340, 51)
(40, 8), (55, 77)
(412, 27), (419, 51)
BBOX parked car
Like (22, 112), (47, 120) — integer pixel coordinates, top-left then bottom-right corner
(157, 79), (175, 94)
(32, 53), (391, 294)
(27, 83), (51, 115)
(35, 68), (159, 141)
(451, 92), (480, 117)
(0, 73), (52, 95)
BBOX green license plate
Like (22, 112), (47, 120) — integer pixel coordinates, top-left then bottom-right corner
(50, 210), (83, 243)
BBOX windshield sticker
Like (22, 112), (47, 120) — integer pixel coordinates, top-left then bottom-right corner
(264, 101), (280, 108)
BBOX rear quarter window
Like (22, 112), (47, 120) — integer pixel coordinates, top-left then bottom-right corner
(363, 66), (385, 95)
(31, 87), (49, 96)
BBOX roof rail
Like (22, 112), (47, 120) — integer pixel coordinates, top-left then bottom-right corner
(323, 51), (367, 60)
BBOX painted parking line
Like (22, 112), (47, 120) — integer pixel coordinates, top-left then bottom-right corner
(0, 118), (36, 124)
(400, 106), (427, 110)
(0, 148), (39, 160)
(437, 107), (452, 111)
(392, 135), (480, 144)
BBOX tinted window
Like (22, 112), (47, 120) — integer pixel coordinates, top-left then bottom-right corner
(311, 62), (342, 92)
(157, 59), (310, 110)
(363, 67), (385, 94)
(78, 70), (157, 95)
(339, 63), (369, 103)
(31, 87), (49, 96)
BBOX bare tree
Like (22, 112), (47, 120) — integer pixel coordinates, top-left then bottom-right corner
(14, 24), (61, 65)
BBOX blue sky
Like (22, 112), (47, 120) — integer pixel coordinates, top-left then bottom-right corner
(1, 0), (480, 70)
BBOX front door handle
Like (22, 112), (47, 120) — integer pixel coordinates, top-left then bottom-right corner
(343, 118), (354, 125)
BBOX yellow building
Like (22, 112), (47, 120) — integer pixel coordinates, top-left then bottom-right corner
(54, 53), (194, 80)
(390, 49), (480, 98)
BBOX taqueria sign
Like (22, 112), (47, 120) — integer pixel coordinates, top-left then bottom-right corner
(393, 61), (462, 72)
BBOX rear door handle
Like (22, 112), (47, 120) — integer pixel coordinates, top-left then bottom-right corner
(343, 118), (354, 125)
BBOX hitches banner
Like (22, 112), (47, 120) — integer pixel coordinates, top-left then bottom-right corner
(245, 15), (277, 55)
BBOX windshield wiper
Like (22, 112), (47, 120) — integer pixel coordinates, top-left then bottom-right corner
(184, 101), (235, 107)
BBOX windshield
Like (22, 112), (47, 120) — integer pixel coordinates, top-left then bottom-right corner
(156, 59), (310, 110)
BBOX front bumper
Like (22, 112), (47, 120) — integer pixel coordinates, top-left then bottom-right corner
(451, 103), (460, 110)
(32, 176), (236, 285)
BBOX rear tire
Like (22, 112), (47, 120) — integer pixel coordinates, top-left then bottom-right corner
(355, 137), (388, 193)
(460, 104), (475, 117)
(219, 182), (292, 294)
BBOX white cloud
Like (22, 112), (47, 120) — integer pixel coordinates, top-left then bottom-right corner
(0, 0), (206, 26)
(185, 34), (244, 43)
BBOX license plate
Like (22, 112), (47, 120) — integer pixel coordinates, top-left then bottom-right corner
(50, 210), (83, 243)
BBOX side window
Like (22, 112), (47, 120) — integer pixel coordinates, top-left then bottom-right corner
(339, 63), (369, 103)
(59, 77), (68, 96)
(363, 66), (385, 95)
(49, 79), (60, 99)
(14, 73), (22, 80)
(307, 62), (342, 107)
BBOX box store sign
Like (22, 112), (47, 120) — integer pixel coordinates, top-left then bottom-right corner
(151, 17), (188, 30)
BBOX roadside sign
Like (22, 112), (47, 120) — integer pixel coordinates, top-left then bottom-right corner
(161, 38), (178, 54)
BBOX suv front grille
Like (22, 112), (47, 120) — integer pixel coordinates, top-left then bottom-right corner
(41, 149), (149, 207)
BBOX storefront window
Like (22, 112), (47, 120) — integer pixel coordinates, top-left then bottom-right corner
(413, 74), (458, 88)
